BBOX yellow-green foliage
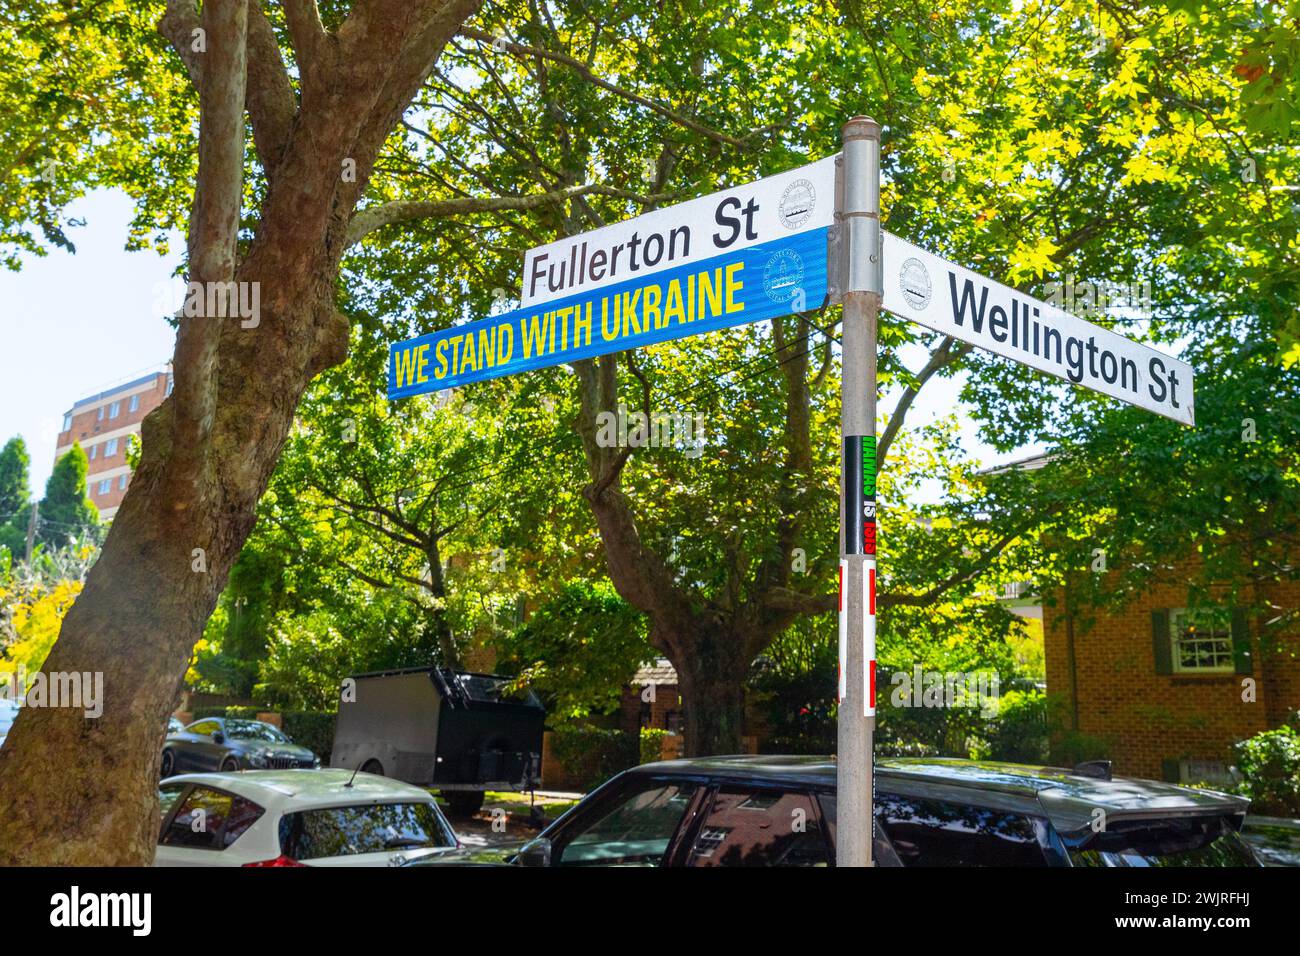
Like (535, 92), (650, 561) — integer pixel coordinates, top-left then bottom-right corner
(3, 579), (81, 676)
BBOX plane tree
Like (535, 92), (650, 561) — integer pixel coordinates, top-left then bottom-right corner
(0, 0), (500, 865)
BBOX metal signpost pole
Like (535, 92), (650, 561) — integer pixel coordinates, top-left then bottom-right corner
(837, 115), (882, 868)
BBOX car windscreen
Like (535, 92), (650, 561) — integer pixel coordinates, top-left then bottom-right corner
(224, 719), (290, 743)
(278, 803), (457, 860)
(1068, 815), (1259, 867)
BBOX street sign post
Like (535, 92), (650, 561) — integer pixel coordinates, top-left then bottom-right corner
(389, 116), (1196, 870)
(836, 116), (882, 869)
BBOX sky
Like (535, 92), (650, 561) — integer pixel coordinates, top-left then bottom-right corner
(0, 190), (181, 495)
(0, 187), (1040, 503)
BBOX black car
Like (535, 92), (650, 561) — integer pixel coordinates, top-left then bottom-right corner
(161, 717), (319, 777)
(409, 755), (1262, 867)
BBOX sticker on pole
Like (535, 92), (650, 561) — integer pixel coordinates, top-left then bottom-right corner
(864, 560), (876, 717)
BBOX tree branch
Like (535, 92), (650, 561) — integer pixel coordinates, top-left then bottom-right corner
(169, 0), (248, 481)
(158, 0), (203, 87)
(459, 26), (748, 148)
(877, 337), (972, 466)
(879, 526), (1025, 608)
(283, 0), (330, 90)
(245, 0), (297, 171)
(345, 182), (677, 245)
(339, 0), (488, 212)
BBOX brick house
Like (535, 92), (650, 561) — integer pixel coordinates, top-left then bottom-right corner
(618, 659), (685, 735)
(616, 658), (769, 754)
(1044, 567), (1300, 784)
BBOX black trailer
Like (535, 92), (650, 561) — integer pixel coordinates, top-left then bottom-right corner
(331, 667), (545, 816)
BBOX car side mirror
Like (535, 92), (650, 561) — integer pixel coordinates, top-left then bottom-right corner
(212, 731), (225, 744)
(516, 837), (552, 867)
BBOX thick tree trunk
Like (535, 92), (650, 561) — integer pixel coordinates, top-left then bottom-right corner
(0, 284), (340, 865)
(665, 630), (750, 756)
(0, 0), (483, 865)
(571, 330), (820, 758)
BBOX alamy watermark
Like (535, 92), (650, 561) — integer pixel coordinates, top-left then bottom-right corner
(0, 664), (103, 718)
(50, 886), (150, 936)
(888, 666), (1001, 719)
(595, 404), (705, 457)
(1044, 274), (1152, 319)
(152, 279), (261, 329)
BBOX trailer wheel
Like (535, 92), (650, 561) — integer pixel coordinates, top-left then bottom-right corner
(360, 759), (384, 777)
(443, 790), (485, 817)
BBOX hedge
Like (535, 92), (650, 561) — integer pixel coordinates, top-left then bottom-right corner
(639, 727), (671, 765)
(282, 711), (336, 765)
(550, 725), (638, 791)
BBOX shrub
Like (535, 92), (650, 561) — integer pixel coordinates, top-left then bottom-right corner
(1232, 725), (1300, 817)
(748, 626), (837, 753)
(639, 727), (670, 764)
(1049, 730), (1111, 768)
(760, 734), (838, 756)
(984, 689), (1049, 764)
(282, 711), (336, 765)
(875, 738), (942, 758)
(550, 725), (638, 791)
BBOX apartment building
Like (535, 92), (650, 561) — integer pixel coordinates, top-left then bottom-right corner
(53, 365), (172, 520)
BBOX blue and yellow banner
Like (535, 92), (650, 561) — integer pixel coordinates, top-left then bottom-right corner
(388, 228), (829, 399)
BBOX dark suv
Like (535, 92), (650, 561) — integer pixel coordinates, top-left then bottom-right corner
(410, 755), (1260, 867)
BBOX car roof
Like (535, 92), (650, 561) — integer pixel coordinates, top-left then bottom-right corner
(626, 755), (1248, 833)
(162, 769), (436, 806)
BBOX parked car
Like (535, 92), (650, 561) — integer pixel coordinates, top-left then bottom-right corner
(331, 667), (545, 817)
(0, 699), (19, 749)
(161, 717), (318, 776)
(154, 769), (460, 866)
(408, 755), (1262, 867)
(168, 716), (184, 734)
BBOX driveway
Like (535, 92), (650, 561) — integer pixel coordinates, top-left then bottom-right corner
(447, 790), (584, 848)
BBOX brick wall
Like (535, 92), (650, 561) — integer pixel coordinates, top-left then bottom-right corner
(1044, 569), (1300, 781)
(618, 682), (685, 734)
(617, 682), (772, 752)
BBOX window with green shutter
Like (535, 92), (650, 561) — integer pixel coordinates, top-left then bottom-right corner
(1164, 608), (1236, 674)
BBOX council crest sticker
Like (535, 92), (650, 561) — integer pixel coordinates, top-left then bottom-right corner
(899, 257), (932, 310)
(764, 248), (804, 303)
(779, 178), (816, 229)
